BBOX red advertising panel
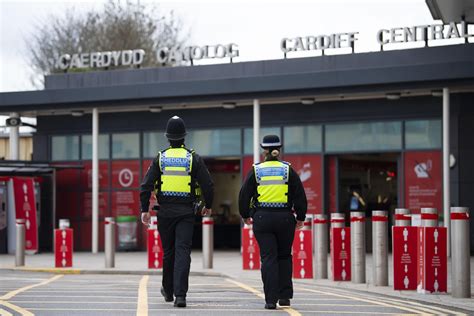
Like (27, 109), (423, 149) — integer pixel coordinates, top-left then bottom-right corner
(242, 156), (254, 180)
(82, 191), (109, 217)
(328, 156), (337, 213)
(331, 227), (351, 281)
(242, 225), (260, 270)
(285, 155), (322, 214)
(81, 161), (109, 189)
(404, 151), (442, 214)
(417, 227), (447, 293)
(112, 160), (140, 189)
(292, 227), (313, 278)
(112, 191), (139, 216)
(392, 226), (417, 290)
(54, 228), (73, 268)
(55, 163), (80, 189)
(147, 228), (163, 269)
(12, 178), (38, 253)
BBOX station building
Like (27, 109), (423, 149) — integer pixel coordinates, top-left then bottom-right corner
(0, 19), (473, 253)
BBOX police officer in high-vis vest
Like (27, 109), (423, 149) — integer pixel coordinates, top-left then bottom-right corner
(239, 135), (307, 310)
(140, 116), (214, 308)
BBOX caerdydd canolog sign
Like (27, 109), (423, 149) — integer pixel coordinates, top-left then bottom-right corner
(55, 21), (472, 70)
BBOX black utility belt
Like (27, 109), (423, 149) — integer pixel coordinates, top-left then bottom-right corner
(255, 208), (292, 213)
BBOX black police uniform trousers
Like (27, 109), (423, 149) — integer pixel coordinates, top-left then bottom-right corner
(252, 210), (296, 304)
(157, 213), (194, 298)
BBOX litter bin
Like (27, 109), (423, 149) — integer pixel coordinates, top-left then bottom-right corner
(116, 216), (137, 251)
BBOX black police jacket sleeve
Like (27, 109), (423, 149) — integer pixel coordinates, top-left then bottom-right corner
(289, 166), (308, 221)
(192, 153), (214, 209)
(239, 169), (257, 219)
(140, 158), (160, 213)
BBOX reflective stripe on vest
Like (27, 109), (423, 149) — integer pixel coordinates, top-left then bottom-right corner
(159, 147), (193, 197)
(254, 160), (289, 208)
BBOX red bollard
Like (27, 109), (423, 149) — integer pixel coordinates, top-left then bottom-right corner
(392, 209), (417, 290)
(330, 213), (351, 281)
(148, 216), (163, 269)
(242, 222), (260, 270)
(292, 216), (313, 279)
(54, 219), (73, 268)
(417, 226), (447, 293)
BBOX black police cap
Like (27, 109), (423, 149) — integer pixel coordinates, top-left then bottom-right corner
(260, 135), (282, 148)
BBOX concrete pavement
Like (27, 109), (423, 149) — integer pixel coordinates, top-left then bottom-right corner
(0, 250), (473, 313)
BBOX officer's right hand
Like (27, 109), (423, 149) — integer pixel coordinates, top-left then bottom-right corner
(243, 217), (252, 225)
(201, 207), (212, 217)
(296, 220), (304, 230)
(141, 212), (151, 226)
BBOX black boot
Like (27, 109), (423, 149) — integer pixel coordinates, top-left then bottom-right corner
(265, 303), (277, 309)
(278, 299), (290, 306)
(160, 287), (173, 302)
(174, 296), (186, 308)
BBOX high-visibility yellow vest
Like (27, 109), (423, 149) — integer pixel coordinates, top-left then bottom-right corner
(158, 147), (193, 197)
(253, 160), (290, 208)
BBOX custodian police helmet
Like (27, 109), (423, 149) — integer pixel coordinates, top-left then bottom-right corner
(165, 116), (187, 140)
(260, 135), (282, 149)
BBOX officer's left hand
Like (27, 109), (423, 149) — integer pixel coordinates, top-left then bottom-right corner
(243, 218), (252, 225)
(201, 207), (212, 217)
(141, 212), (151, 226)
(296, 220), (304, 230)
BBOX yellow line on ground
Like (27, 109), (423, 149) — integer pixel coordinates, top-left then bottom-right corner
(0, 274), (63, 300)
(136, 275), (149, 316)
(226, 278), (301, 316)
(14, 267), (81, 274)
(0, 301), (33, 316)
(297, 287), (430, 315)
(0, 308), (13, 316)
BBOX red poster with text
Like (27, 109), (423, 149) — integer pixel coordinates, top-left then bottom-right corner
(292, 228), (313, 278)
(242, 225), (260, 270)
(328, 156), (337, 213)
(112, 191), (139, 216)
(242, 156), (254, 180)
(148, 228), (163, 269)
(55, 228), (73, 267)
(404, 151), (442, 214)
(417, 227), (447, 293)
(81, 161), (109, 189)
(331, 227), (351, 281)
(392, 226), (417, 290)
(12, 178), (38, 253)
(285, 154), (322, 214)
(112, 160), (140, 189)
(82, 191), (109, 217)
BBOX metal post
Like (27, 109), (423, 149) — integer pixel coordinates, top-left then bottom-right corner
(92, 108), (99, 254)
(313, 214), (328, 279)
(9, 112), (20, 160)
(442, 87), (450, 256)
(450, 207), (470, 298)
(15, 219), (25, 266)
(372, 210), (388, 286)
(105, 217), (115, 268)
(421, 208), (438, 227)
(394, 208), (411, 227)
(253, 99), (260, 164)
(351, 212), (366, 283)
(202, 216), (214, 269)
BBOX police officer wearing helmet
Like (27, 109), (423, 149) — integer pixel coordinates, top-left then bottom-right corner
(239, 135), (307, 310)
(140, 116), (214, 308)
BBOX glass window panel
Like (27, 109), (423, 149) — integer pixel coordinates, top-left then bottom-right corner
(405, 120), (441, 149)
(52, 135), (79, 161)
(186, 129), (241, 156)
(244, 127), (281, 155)
(284, 125), (322, 153)
(325, 121), (402, 152)
(112, 133), (139, 159)
(143, 131), (169, 158)
(81, 134), (109, 160)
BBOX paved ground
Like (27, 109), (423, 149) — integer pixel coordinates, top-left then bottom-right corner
(0, 270), (471, 315)
(1, 251), (473, 314)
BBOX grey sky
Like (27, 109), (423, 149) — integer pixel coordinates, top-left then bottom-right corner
(0, 0), (450, 93)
